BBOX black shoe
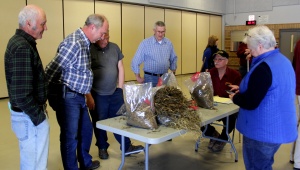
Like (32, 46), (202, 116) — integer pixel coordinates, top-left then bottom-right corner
(98, 149), (109, 159)
(125, 144), (144, 155)
(208, 130), (220, 150)
(290, 160), (295, 164)
(211, 141), (226, 152)
(85, 160), (100, 170)
(167, 139), (172, 141)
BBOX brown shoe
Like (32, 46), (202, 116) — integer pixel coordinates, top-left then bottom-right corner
(125, 144), (144, 155)
(85, 160), (100, 170)
(208, 130), (220, 149)
(212, 141), (226, 152)
(98, 149), (109, 159)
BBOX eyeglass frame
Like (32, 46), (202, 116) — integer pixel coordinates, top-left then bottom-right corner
(213, 58), (227, 62)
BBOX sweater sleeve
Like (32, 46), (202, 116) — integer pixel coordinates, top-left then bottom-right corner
(232, 62), (272, 110)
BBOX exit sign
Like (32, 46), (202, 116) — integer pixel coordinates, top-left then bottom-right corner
(246, 20), (256, 25)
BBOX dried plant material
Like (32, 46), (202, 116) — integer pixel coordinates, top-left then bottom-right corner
(127, 102), (158, 129)
(124, 82), (158, 129)
(154, 86), (201, 133)
(189, 72), (214, 109)
(192, 84), (214, 109)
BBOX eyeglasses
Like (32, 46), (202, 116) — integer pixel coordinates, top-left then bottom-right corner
(213, 58), (226, 62)
(244, 33), (251, 38)
(155, 31), (165, 34)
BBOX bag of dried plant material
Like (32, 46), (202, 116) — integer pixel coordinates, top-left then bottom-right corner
(116, 103), (127, 115)
(124, 82), (158, 129)
(156, 72), (178, 87)
(154, 86), (202, 133)
(184, 72), (214, 109)
(154, 86), (188, 125)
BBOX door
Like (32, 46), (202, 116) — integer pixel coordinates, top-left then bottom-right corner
(279, 29), (300, 63)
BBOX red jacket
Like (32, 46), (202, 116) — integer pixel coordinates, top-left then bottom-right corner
(293, 39), (300, 95)
(236, 42), (252, 67)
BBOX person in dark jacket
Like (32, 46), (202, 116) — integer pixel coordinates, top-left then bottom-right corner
(236, 42), (251, 77)
(4, 5), (49, 170)
(290, 39), (300, 170)
(201, 35), (219, 72)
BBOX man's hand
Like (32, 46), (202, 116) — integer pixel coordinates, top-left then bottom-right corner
(135, 74), (144, 84)
(85, 93), (95, 110)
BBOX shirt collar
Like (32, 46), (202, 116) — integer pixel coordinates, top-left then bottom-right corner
(251, 48), (279, 68)
(16, 29), (37, 47)
(78, 28), (90, 47)
(93, 42), (109, 51)
(151, 35), (165, 44)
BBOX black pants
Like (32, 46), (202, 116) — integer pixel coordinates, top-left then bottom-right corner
(201, 113), (238, 140)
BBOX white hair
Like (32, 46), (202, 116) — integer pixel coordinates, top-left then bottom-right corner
(243, 25), (276, 50)
(18, 6), (39, 28)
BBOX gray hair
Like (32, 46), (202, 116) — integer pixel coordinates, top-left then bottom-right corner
(18, 6), (39, 28)
(154, 21), (165, 29)
(243, 25), (276, 50)
(85, 14), (107, 29)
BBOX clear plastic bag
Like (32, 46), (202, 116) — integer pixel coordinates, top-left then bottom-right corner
(184, 72), (214, 109)
(124, 82), (158, 129)
(156, 72), (178, 88)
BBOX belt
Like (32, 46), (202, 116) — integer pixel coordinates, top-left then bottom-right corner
(11, 104), (47, 113)
(144, 71), (163, 77)
(11, 106), (22, 112)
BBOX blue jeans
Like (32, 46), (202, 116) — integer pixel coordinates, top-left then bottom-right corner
(144, 74), (159, 87)
(55, 85), (93, 170)
(243, 135), (281, 170)
(9, 102), (49, 170)
(90, 88), (131, 150)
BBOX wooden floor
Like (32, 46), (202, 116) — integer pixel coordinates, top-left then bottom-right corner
(0, 74), (295, 170)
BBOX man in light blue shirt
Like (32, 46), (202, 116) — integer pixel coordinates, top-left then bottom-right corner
(131, 21), (177, 87)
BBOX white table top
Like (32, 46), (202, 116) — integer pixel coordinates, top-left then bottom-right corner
(96, 103), (239, 145)
(96, 116), (186, 144)
(199, 103), (239, 126)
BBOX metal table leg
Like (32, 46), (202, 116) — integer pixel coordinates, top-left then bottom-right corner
(118, 135), (125, 170)
(145, 143), (149, 170)
(225, 116), (238, 162)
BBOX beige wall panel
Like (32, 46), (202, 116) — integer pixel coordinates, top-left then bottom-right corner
(145, 7), (164, 38)
(0, 0), (25, 98)
(165, 9), (181, 74)
(95, 1), (121, 47)
(122, 4), (144, 81)
(197, 13), (210, 71)
(64, 0), (94, 37)
(182, 11), (197, 74)
(28, 0), (64, 69)
(209, 15), (222, 49)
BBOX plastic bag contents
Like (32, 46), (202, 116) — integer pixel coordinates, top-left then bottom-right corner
(116, 103), (127, 115)
(156, 72), (178, 87)
(124, 82), (158, 129)
(184, 72), (214, 109)
(154, 86), (189, 125)
(154, 86), (202, 132)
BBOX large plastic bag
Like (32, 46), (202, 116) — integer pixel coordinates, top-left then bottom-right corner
(184, 72), (214, 109)
(156, 72), (178, 87)
(124, 82), (158, 129)
(155, 72), (181, 125)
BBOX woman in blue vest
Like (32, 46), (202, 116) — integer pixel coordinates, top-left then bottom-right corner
(229, 25), (298, 170)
